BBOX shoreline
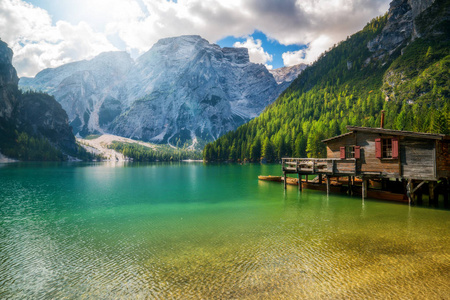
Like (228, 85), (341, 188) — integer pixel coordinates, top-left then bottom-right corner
(0, 152), (18, 163)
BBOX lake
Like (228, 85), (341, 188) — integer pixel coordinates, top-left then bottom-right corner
(1, 162), (449, 299)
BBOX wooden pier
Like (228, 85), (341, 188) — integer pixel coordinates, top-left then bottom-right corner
(282, 126), (450, 206)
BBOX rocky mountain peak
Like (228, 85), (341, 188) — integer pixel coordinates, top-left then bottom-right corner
(0, 40), (14, 66)
(0, 40), (19, 120)
(367, 0), (435, 58)
(138, 35), (211, 64)
(222, 47), (250, 64)
(0, 40), (19, 88)
(137, 35), (251, 67)
(90, 51), (134, 70)
(409, 0), (436, 19)
(269, 64), (308, 84)
(155, 35), (206, 46)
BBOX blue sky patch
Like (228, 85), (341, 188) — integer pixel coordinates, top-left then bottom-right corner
(217, 31), (306, 69)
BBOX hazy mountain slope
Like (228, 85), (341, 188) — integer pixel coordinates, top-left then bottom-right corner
(204, 0), (449, 162)
(20, 52), (134, 136)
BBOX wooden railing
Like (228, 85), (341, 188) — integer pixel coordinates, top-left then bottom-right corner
(282, 158), (356, 175)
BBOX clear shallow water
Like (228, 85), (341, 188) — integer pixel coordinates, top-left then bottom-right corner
(0, 162), (449, 299)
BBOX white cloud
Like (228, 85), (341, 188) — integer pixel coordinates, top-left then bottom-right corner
(282, 35), (332, 66)
(104, 0), (390, 61)
(0, 0), (391, 76)
(233, 37), (272, 66)
(0, 0), (117, 77)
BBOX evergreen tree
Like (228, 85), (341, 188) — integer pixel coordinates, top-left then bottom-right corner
(262, 137), (276, 162)
(250, 138), (262, 162)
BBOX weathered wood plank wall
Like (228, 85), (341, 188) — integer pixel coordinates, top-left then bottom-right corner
(326, 134), (355, 159)
(357, 133), (400, 177)
(401, 139), (435, 180)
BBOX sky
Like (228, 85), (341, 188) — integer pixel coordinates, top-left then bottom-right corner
(0, 0), (391, 77)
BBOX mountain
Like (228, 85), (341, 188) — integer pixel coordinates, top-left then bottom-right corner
(268, 64), (308, 98)
(20, 51), (134, 137)
(203, 0), (449, 162)
(110, 36), (284, 148)
(20, 35), (305, 148)
(0, 40), (80, 161)
(269, 64), (308, 84)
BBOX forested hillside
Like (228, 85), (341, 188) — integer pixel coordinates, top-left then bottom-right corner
(203, 0), (449, 162)
(0, 40), (91, 161)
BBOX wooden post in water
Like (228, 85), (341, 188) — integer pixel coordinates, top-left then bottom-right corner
(362, 177), (368, 199)
(429, 181), (436, 206)
(326, 175), (330, 195)
(406, 179), (414, 205)
(298, 173), (302, 191)
(348, 176), (353, 195)
(283, 172), (287, 190)
(319, 174), (322, 185)
(444, 179), (449, 208)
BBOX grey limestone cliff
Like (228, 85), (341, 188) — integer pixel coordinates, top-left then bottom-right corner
(368, 0), (436, 59)
(21, 35), (302, 147)
(269, 64), (308, 93)
(20, 51), (134, 136)
(269, 64), (308, 84)
(114, 35), (281, 146)
(0, 40), (19, 121)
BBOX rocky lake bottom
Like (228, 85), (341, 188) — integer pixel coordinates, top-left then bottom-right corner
(0, 162), (449, 298)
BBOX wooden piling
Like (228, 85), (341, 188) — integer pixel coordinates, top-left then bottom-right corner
(429, 181), (436, 206)
(326, 175), (330, 194)
(444, 179), (449, 208)
(348, 176), (353, 195)
(362, 177), (368, 199)
(283, 172), (287, 190)
(407, 180), (414, 205)
(298, 173), (302, 191)
(318, 174), (322, 185)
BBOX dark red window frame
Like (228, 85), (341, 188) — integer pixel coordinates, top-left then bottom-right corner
(340, 146), (360, 159)
(375, 137), (398, 159)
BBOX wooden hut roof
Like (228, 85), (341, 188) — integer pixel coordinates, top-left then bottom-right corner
(321, 132), (354, 143)
(322, 126), (447, 143)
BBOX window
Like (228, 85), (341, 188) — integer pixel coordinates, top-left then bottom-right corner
(346, 146), (355, 158)
(375, 137), (398, 159)
(340, 146), (360, 159)
(382, 139), (392, 158)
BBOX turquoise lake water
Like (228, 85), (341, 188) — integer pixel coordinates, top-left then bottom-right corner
(0, 162), (449, 299)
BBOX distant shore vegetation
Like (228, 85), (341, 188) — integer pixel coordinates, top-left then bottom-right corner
(108, 141), (202, 162)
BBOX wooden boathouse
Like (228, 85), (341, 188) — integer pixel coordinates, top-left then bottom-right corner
(282, 125), (450, 205)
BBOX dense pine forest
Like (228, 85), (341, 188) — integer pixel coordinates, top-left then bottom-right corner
(0, 92), (94, 161)
(203, 0), (449, 162)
